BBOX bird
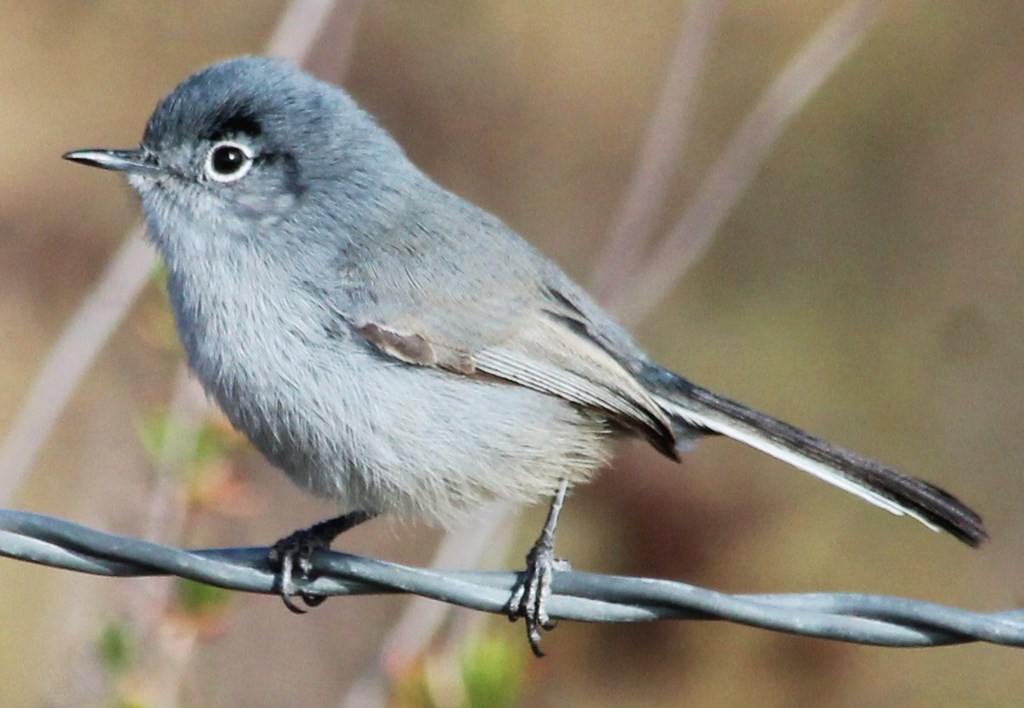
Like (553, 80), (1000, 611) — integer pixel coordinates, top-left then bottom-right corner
(63, 56), (987, 655)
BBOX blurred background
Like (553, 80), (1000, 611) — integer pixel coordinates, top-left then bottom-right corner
(2, 1), (1023, 705)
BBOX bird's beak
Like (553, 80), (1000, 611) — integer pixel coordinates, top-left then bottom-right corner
(63, 148), (161, 176)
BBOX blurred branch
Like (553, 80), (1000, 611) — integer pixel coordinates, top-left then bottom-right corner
(1, 509), (1021, 650)
(341, 501), (514, 708)
(608, 0), (890, 325)
(265, 0), (340, 61)
(0, 228), (155, 505)
(376, 503), (512, 669)
(590, 0), (722, 306)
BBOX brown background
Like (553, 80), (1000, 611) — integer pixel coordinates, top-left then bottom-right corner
(1, 2), (1022, 706)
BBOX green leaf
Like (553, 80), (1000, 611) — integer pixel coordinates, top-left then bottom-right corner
(176, 578), (231, 614)
(461, 636), (525, 708)
(136, 413), (230, 476)
(97, 619), (135, 674)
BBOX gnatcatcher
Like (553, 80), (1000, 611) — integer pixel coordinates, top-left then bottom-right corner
(65, 57), (986, 654)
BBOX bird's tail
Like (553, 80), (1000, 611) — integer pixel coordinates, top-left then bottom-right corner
(643, 367), (987, 547)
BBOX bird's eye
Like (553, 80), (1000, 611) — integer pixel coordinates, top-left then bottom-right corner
(204, 141), (254, 183)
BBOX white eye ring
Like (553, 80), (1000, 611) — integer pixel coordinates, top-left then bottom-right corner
(204, 141), (254, 183)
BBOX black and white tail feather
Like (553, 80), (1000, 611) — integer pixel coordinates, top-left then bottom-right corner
(644, 367), (987, 547)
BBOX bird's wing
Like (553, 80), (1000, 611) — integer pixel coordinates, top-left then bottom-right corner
(319, 182), (675, 455)
(345, 282), (677, 457)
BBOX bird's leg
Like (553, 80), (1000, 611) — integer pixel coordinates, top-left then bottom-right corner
(508, 479), (571, 656)
(268, 510), (375, 613)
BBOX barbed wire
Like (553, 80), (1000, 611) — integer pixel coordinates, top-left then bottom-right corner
(1, 508), (1021, 649)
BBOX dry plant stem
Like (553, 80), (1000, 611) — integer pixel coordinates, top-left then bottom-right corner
(339, 502), (514, 708)
(381, 503), (514, 669)
(127, 368), (207, 629)
(119, 367), (206, 708)
(609, 0), (890, 326)
(265, 0), (339, 61)
(590, 0), (722, 304)
(142, 369), (208, 546)
(305, 0), (369, 80)
(0, 228), (155, 504)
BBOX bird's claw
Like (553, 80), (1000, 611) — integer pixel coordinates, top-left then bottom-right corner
(508, 537), (571, 657)
(267, 511), (374, 612)
(268, 527), (330, 612)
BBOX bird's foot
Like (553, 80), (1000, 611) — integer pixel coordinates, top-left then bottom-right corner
(508, 536), (571, 656)
(507, 480), (570, 656)
(267, 510), (373, 613)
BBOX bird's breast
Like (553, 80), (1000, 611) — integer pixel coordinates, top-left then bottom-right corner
(165, 253), (366, 478)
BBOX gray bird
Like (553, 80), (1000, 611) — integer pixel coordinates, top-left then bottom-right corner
(64, 57), (986, 654)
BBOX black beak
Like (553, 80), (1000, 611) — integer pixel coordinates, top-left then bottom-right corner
(63, 148), (161, 175)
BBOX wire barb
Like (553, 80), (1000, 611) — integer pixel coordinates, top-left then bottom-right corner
(1, 509), (1021, 650)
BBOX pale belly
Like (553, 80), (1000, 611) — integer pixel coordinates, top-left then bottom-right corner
(175, 276), (609, 524)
